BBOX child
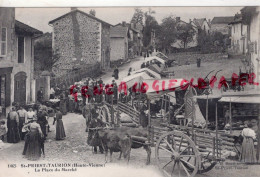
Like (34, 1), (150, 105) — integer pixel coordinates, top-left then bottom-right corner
(0, 120), (7, 141)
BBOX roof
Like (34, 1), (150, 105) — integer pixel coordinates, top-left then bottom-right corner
(110, 26), (128, 38)
(15, 20), (43, 36)
(211, 16), (234, 24)
(132, 68), (161, 79)
(219, 96), (260, 104)
(49, 9), (112, 26)
(193, 18), (208, 28)
(229, 13), (243, 25)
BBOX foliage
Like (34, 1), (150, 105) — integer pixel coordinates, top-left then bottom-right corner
(34, 33), (60, 71)
(130, 8), (144, 25)
(143, 8), (159, 48)
(89, 9), (96, 16)
(156, 15), (177, 52)
(176, 23), (196, 49)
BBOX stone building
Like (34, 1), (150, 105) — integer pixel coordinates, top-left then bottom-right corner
(241, 6), (260, 85)
(229, 13), (248, 55)
(210, 16), (234, 35)
(0, 7), (42, 117)
(49, 9), (112, 76)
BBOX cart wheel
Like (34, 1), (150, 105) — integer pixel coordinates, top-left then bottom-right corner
(155, 131), (200, 177)
(99, 105), (111, 123)
(182, 152), (217, 174)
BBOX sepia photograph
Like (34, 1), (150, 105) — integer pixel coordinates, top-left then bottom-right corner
(1, 2), (260, 177)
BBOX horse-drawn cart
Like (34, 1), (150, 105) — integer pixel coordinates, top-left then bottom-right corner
(97, 77), (238, 177)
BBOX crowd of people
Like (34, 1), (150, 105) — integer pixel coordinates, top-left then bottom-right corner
(0, 103), (66, 161)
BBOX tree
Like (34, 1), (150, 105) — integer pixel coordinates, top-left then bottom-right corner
(176, 23), (196, 49)
(89, 9), (96, 16)
(34, 33), (60, 72)
(130, 8), (144, 25)
(143, 8), (159, 48)
(157, 15), (177, 53)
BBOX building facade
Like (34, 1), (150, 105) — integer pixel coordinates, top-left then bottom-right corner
(229, 14), (248, 55)
(241, 6), (260, 85)
(49, 9), (111, 76)
(192, 18), (211, 35)
(110, 25), (128, 61)
(0, 7), (42, 117)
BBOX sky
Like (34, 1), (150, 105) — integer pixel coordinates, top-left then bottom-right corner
(15, 7), (243, 33)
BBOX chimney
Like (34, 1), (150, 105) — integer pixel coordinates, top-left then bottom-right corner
(122, 21), (126, 27)
(176, 17), (180, 23)
(71, 7), (77, 11)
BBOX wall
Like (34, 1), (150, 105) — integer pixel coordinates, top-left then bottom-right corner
(201, 20), (210, 35)
(101, 24), (111, 70)
(231, 23), (248, 55)
(210, 24), (230, 35)
(0, 8), (35, 115)
(249, 7), (260, 85)
(110, 37), (126, 61)
(52, 11), (103, 76)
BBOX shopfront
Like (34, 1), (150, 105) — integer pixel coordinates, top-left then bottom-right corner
(0, 67), (12, 118)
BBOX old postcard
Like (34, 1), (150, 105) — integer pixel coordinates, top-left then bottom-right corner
(1, 1), (260, 177)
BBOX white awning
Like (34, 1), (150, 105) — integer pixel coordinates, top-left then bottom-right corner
(132, 68), (161, 79)
(218, 96), (260, 104)
(121, 72), (154, 88)
(145, 56), (166, 65)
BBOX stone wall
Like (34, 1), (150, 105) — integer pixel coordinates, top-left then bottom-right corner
(52, 11), (104, 76)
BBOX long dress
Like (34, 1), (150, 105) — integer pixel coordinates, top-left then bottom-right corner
(25, 122), (43, 161)
(240, 128), (257, 163)
(55, 111), (66, 140)
(37, 111), (48, 139)
(7, 111), (20, 143)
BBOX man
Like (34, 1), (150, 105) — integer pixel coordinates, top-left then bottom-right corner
(165, 106), (177, 124)
(82, 100), (94, 132)
(37, 87), (44, 104)
(17, 106), (28, 140)
(112, 80), (118, 104)
(87, 109), (105, 154)
(113, 67), (119, 80)
(37, 108), (49, 139)
(141, 62), (145, 69)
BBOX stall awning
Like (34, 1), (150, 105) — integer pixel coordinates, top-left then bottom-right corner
(145, 56), (166, 65)
(144, 79), (188, 98)
(122, 72), (154, 88)
(218, 96), (260, 104)
(132, 68), (161, 79)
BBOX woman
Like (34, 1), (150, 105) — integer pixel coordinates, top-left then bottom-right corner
(23, 117), (44, 160)
(7, 107), (20, 143)
(27, 107), (36, 123)
(240, 123), (257, 163)
(54, 108), (66, 140)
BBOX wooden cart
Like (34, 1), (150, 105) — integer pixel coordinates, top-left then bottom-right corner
(98, 79), (237, 177)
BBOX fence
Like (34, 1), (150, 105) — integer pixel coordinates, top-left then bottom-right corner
(50, 63), (102, 88)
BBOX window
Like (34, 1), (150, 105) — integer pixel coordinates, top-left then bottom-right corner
(18, 36), (24, 63)
(1, 28), (7, 56)
(241, 24), (243, 36)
